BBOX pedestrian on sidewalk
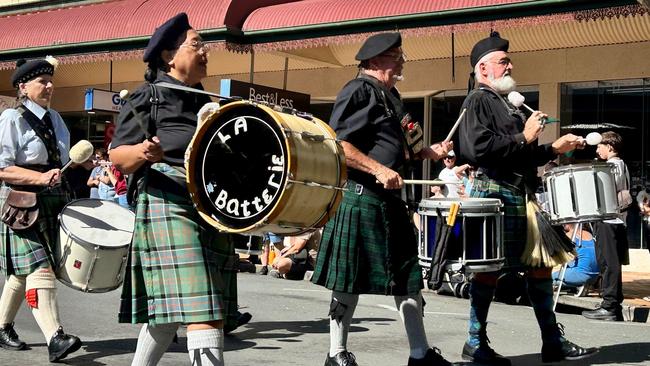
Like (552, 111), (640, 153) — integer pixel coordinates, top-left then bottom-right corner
(582, 131), (630, 321)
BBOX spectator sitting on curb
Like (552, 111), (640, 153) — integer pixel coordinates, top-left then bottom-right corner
(270, 229), (322, 280)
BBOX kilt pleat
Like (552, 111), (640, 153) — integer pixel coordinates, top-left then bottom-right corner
(312, 185), (422, 296)
(119, 163), (238, 326)
(0, 185), (69, 276)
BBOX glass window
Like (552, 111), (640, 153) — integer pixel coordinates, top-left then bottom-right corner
(561, 79), (650, 249)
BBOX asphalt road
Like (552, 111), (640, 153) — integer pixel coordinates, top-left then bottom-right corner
(0, 273), (648, 365)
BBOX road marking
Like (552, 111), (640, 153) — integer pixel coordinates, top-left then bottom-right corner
(376, 304), (466, 317)
(282, 288), (330, 293)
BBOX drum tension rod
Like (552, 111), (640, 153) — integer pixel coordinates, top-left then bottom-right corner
(287, 179), (347, 191)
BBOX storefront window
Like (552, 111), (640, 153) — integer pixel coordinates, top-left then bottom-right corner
(561, 79), (650, 249)
(60, 112), (116, 148)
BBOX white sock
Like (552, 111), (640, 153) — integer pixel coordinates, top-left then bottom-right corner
(26, 270), (60, 344)
(187, 328), (224, 366)
(131, 323), (179, 366)
(394, 293), (429, 359)
(329, 291), (359, 357)
(0, 275), (26, 325)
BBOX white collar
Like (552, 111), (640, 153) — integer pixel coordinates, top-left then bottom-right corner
(22, 99), (48, 120)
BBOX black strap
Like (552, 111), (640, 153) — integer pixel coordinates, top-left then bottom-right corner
(16, 106), (62, 168)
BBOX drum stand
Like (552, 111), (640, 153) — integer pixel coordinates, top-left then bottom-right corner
(552, 222), (593, 311)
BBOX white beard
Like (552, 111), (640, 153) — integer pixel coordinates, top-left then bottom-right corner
(489, 73), (517, 94)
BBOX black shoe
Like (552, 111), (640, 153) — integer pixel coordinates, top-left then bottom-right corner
(541, 338), (599, 362)
(259, 266), (269, 275)
(224, 311), (253, 335)
(324, 351), (357, 366)
(582, 307), (622, 321)
(48, 327), (82, 362)
(0, 323), (26, 351)
(408, 347), (452, 366)
(461, 341), (511, 365)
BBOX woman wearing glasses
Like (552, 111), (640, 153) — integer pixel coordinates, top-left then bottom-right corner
(110, 13), (236, 366)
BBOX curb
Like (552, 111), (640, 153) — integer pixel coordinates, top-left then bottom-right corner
(556, 294), (650, 323)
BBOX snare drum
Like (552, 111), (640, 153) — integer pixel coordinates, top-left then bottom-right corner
(55, 199), (135, 293)
(418, 198), (504, 273)
(185, 101), (346, 235)
(543, 162), (618, 224)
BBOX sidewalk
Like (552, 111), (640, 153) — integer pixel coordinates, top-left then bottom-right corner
(556, 271), (650, 322)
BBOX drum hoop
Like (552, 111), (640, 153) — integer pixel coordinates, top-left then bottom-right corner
(58, 199), (134, 249)
(186, 101), (346, 234)
(543, 162), (614, 178)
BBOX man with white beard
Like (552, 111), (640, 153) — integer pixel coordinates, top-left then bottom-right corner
(457, 32), (598, 365)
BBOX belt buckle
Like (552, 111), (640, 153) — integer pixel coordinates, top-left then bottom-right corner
(355, 183), (364, 195)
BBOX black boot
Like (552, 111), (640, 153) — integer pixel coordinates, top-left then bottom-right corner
(0, 323), (26, 351)
(408, 347), (452, 366)
(541, 324), (599, 362)
(48, 327), (82, 362)
(461, 331), (511, 366)
(324, 351), (357, 366)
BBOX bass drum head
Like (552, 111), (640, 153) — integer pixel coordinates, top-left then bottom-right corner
(188, 102), (288, 231)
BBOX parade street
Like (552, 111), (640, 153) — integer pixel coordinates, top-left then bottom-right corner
(0, 273), (648, 366)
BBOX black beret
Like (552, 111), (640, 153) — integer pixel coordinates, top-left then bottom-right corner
(470, 31), (509, 68)
(143, 12), (192, 63)
(11, 58), (55, 88)
(355, 32), (402, 61)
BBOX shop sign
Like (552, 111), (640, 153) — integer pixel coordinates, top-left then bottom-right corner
(84, 88), (125, 113)
(219, 79), (310, 112)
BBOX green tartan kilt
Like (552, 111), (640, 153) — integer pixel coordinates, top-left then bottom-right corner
(470, 176), (527, 269)
(118, 164), (239, 326)
(0, 185), (69, 276)
(312, 184), (422, 296)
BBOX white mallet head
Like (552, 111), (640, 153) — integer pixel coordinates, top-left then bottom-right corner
(507, 91), (525, 108)
(69, 140), (94, 163)
(585, 132), (603, 146)
(119, 89), (129, 99)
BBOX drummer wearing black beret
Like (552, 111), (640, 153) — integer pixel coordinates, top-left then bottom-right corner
(110, 13), (235, 366)
(312, 32), (453, 366)
(457, 31), (596, 365)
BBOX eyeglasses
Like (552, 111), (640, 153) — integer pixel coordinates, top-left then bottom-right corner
(379, 52), (407, 63)
(180, 40), (208, 54)
(489, 57), (511, 66)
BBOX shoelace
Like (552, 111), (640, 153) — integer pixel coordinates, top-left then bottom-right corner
(343, 351), (357, 366)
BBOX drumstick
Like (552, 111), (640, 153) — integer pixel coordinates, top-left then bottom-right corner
(444, 108), (466, 142)
(404, 179), (462, 185)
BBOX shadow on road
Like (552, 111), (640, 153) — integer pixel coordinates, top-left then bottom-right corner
(455, 341), (650, 365)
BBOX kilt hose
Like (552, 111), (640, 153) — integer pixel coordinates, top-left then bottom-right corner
(312, 182), (422, 296)
(470, 175), (527, 270)
(0, 185), (69, 276)
(119, 164), (239, 326)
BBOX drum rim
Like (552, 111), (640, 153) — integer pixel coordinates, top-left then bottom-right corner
(418, 197), (503, 211)
(58, 198), (134, 249)
(186, 100), (347, 234)
(543, 162), (615, 177)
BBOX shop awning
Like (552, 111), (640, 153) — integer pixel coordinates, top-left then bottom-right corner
(0, 0), (300, 63)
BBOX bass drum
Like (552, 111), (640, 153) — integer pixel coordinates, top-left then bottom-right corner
(185, 101), (346, 235)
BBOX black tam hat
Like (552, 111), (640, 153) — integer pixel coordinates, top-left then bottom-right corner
(143, 12), (192, 63)
(470, 31), (509, 68)
(468, 31), (509, 92)
(11, 58), (55, 88)
(355, 32), (402, 61)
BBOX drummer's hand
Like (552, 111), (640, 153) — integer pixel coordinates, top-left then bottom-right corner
(552, 133), (585, 154)
(375, 166), (403, 190)
(140, 136), (163, 163)
(523, 111), (547, 143)
(421, 141), (453, 161)
(42, 169), (61, 186)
